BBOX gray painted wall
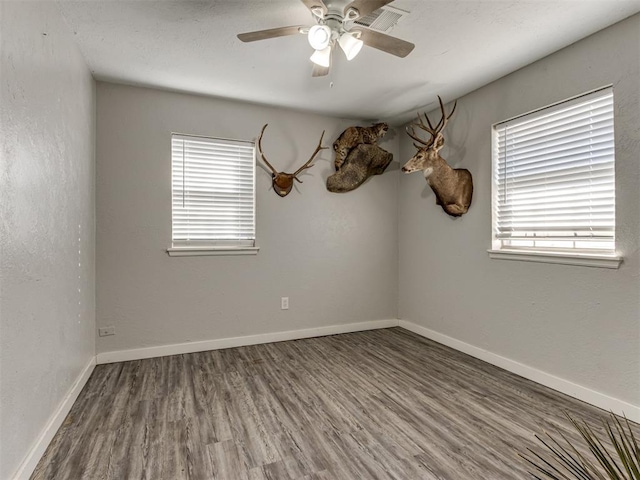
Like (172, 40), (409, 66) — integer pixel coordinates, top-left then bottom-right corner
(0, 2), (96, 478)
(95, 82), (399, 354)
(398, 14), (640, 406)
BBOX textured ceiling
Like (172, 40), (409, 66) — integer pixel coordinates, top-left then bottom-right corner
(57, 0), (640, 124)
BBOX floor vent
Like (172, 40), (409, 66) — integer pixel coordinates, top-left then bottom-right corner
(352, 5), (409, 33)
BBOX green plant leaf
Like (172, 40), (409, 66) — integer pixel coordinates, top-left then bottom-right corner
(520, 411), (640, 480)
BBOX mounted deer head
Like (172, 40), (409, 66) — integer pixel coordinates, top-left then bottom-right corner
(402, 96), (473, 217)
(257, 124), (327, 197)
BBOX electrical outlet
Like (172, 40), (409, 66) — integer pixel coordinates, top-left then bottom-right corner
(281, 297), (289, 310)
(98, 326), (115, 337)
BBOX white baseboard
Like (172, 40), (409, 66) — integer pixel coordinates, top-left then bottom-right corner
(12, 357), (96, 480)
(96, 319), (400, 364)
(398, 320), (640, 424)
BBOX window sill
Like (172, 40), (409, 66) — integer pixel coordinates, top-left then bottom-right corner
(487, 249), (622, 269)
(167, 246), (259, 257)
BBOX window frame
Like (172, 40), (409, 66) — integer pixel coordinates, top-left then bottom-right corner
(167, 132), (259, 257)
(488, 87), (621, 269)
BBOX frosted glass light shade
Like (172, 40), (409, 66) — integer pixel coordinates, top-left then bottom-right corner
(310, 46), (331, 67)
(338, 32), (363, 60)
(308, 25), (331, 50)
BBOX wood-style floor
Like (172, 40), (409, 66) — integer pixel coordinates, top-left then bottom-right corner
(32, 328), (633, 479)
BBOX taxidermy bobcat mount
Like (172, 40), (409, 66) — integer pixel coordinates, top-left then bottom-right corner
(257, 124), (327, 197)
(327, 122), (392, 193)
(333, 122), (389, 170)
(402, 97), (473, 217)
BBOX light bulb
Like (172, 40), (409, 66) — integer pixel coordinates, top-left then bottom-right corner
(310, 46), (331, 67)
(338, 32), (363, 61)
(308, 25), (331, 50)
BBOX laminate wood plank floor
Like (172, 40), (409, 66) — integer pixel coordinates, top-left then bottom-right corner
(32, 328), (637, 479)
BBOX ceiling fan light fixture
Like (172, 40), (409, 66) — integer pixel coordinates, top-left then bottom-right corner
(310, 6), (324, 19)
(310, 46), (331, 67)
(338, 32), (364, 61)
(308, 25), (331, 50)
(344, 7), (360, 21)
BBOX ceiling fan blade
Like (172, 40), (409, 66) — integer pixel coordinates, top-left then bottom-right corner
(357, 29), (415, 58)
(311, 63), (330, 77)
(300, 0), (327, 16)
(344, 0), (393, 19)
(237, 26), (304, 43)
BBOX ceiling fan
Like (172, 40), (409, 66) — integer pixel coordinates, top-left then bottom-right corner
(237, 0), (415, 77)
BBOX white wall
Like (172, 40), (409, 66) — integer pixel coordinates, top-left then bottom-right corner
(0, 2), (96, 478)
(95, 82), (398, 354)
(398, 15), (640, 408)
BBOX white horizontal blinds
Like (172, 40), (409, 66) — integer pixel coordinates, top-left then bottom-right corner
(494, 87), (615, 253)
(172, 134), (255, 247)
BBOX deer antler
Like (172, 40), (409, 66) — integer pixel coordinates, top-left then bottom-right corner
(257, 124), (279, 176)
(435, 95), (457, 133)
(406, 96), (458, 149)
(292, 130), (327, 183)
(405, 124), (431, 147)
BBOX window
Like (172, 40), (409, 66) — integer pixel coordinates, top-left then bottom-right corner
(168, 133), (257, 256)
(490, 87), (621, 268)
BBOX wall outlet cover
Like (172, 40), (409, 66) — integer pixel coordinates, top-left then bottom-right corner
(98, 326), (115, 337)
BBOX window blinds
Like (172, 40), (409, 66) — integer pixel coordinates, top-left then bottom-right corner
(171, 134), (255, 247)
(493, 87), (615, 253)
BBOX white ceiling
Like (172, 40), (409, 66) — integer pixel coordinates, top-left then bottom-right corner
(57, 0), (640, 125)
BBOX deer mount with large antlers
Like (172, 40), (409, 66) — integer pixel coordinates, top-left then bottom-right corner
(257, 124), (327, 197)
(402, 97), (473, 217)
